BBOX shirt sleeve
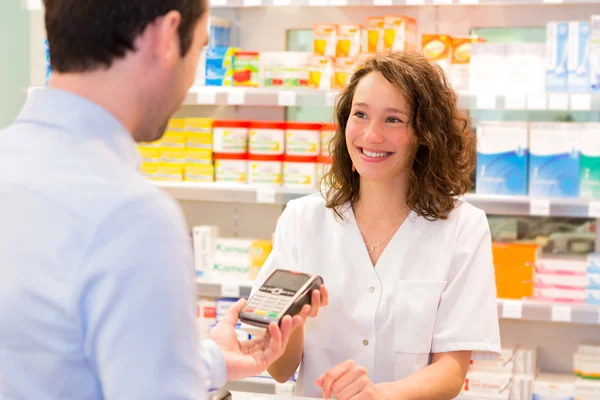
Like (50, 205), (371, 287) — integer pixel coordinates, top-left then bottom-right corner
(431, 207), (501, 360)
(75, 190), (226, 399)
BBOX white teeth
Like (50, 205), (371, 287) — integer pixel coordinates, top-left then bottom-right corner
(362, 148), (390, 158)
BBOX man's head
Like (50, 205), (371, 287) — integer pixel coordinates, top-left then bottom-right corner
(44, 0), (210, 142)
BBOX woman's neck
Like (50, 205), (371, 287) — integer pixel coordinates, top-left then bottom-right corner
(353, 176), (410, 224)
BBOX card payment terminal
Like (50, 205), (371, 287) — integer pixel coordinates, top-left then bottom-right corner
(239, 269), (324, 328)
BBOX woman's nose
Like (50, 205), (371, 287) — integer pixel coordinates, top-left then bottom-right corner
(363, 123), (384, 144)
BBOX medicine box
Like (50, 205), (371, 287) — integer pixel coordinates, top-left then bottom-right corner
(568, 21), (591, 92)
(546, 22), (569, 93)
(476, 121), (529, 196)
(580, 123), (600, 199)
(528, 122), (581, 198)
(193, 226), (219, 277)
(590, 15), (600, 92)
(469, 345), (537, 375)
(532, 373), (575, 400)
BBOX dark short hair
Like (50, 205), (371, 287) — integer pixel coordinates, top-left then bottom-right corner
(324, 52), (476, 221)
(44, 0), (207, 73)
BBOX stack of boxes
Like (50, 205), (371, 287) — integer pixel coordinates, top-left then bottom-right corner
(460, 345), (537, 400)
(573, 343), (600, 398)
(534, 258), (589, 303)
(586, 253), (600, 305)
(421, 34), (485, 91)
(138, 118), (214, 182)
(192, 224), (272, 281)
(475, 122), (600, 200)
(492, 243), (539, 300)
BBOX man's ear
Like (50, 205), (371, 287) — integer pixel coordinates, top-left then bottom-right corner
(142, 10), (182, 69)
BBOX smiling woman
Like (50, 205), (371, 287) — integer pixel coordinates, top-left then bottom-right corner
(250, 50), (500, 400)
(325, 52), (476, 222)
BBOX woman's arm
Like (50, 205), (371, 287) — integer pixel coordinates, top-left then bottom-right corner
(317, 351), (470, 400)
(377, 351), (471, 399)
(266, 328), (305, 383)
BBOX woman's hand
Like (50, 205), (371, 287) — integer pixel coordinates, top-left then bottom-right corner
(316, 360), (388, 400)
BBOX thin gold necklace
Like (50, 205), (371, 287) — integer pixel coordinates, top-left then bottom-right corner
(358, 219), (404, 254)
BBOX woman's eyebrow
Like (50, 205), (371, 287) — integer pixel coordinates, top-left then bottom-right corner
(352, 102), (409, 117)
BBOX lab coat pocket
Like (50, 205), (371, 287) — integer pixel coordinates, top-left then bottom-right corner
(393, 280), (447, 354)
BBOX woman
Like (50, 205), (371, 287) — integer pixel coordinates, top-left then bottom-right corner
(250, 52), (501, 399)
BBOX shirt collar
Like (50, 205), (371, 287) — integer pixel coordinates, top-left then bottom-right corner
(17, 87), (141, 171)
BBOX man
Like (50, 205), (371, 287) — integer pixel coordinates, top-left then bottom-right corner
(0, 0), (323, 398)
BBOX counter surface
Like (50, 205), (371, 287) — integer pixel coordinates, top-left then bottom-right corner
(230, 391), (316, 400)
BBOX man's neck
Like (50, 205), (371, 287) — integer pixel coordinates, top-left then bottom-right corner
(48, 71), (139, 136)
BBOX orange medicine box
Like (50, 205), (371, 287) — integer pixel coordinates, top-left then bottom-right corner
(422, 34), (453, 73)
(332, 57), (355, 89)
(492, 242), (540, 300)
(383, 15), (417, 52)
(336, 24), (362, 58)
(313, 24), (337, 57)
(366, 17), (385, 53)
(308, 56), (333, 90)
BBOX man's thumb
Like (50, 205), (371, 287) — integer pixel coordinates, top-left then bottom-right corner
(221, 298), (247, 325)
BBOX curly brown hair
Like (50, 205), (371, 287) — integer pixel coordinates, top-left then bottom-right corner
(323, 51), (476, 221)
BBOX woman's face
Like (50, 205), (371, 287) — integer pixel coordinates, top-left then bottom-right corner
(345, 71), (414, 184)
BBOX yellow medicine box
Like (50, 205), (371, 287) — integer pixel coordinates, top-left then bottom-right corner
(383, 15), (417, 53)
(160, 148), (186, 164)
(185, 148), (213, 165)
(186, 118), (214, 149)
(313, 24), (337, 57)
(137, 147), (161, 164)
(336, 24), (362, 58)
(163, 118), (187, 148)
(185, 164), (214, 182)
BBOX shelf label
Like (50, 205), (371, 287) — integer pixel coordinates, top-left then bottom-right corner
(571, 94), (592, 111)
(277, 91), (297, 107)
(273, 0), (292, 4)
(211, 0), (228, 5)
(527, 94), (548, 110)
(221, 283), (240, 298)
(326, 91), (338, 107)
(243, 0), (262, 5)
(530, 199), (551, 216)
(458, 0), (478, 4)
(543, 0), (563, 3)
(309, 0), (328, 5)
(548, 94), (569, 110)
(227, 89), (246, 105)
(502, 300), (522, 319)
(551, 305), (572, 322)
(196, 89), (217, 105)
(329, 0), (348, 4)
(406, 0), (425, 4)
(256, 187), (277, 204)
(374, 0), (393, 5)
(476, 94), (496, 110)
(504, 94), (526, 110)
(433, 0), (453, 4)
(589, 201), (600, 218)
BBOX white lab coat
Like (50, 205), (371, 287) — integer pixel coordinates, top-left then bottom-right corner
(252, 193), (501, 398)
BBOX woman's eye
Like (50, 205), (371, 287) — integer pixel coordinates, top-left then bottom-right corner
(386, 116), (403, 123)
(353, 111), (367, 119)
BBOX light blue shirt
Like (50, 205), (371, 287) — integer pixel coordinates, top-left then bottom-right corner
(0, 88), (226, 399)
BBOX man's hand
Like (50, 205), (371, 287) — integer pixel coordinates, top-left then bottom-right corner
(208, 298), (310, 382)
(316, 360), (388, 400)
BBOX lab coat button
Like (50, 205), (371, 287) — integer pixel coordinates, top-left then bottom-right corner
(363, 339), (369, 346)
(368, 286), (375, 293)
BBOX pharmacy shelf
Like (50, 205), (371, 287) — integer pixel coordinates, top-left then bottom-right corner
(197, 278), (600, 325)
(24, 0), (600, 9)
(498, 299), (600, 325)
(154, 181), (315, 206)
(155, 182), (600, 218)
(197, 277), (255, 298)
(224, 377), (295, 395)
(185, 86), (600, 112)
